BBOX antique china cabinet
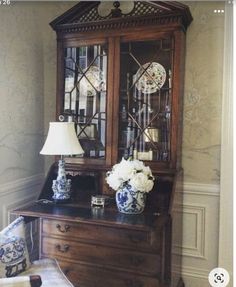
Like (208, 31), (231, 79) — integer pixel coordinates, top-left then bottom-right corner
(13, 2), (192, 287)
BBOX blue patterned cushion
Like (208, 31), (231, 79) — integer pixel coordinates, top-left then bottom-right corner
(0, 217), (31, 278)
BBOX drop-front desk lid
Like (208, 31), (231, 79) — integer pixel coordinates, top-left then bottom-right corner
(12, 201), (169, 231)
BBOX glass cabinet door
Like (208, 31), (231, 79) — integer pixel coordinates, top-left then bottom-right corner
(63, 44), (107, 159)
(118, 38), (173, 162)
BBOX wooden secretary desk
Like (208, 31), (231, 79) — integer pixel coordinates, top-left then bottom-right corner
(13, 2), (192, 287)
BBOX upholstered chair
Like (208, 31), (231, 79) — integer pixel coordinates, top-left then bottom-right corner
(0, 217), (74, 287)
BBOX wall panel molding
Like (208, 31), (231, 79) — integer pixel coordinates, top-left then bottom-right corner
(2, 194), (36, 226)
(0, 174), (44, 197)
(0, 174), (44, 229)
(174, 181), (220, 287)
(173, 204), (206, 259)
(173, 264), (208, 280)
(183, 182), (220, 197)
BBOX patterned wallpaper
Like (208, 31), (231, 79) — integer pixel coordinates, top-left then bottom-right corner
(0, 1), (225, 185)
(183, 1), (225, 184)
(35, 2), (74, 171)
(0, 2), (73, 184)
(0, 3), (44, 183)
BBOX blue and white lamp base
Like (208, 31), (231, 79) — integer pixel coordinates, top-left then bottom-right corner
(115, 185), (146, 214)
(52, 159), (71, 203)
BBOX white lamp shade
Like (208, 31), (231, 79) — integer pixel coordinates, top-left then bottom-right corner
(40, 122), (84, 155)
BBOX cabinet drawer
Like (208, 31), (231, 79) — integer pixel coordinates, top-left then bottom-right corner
(59, 260), (160, 287)
(42, 219), (160, 250)
(42, 236), (161, 275)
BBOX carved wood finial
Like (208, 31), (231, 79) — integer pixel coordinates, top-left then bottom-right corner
(111, 1), (122, 18)
(113, 1), (120, 9)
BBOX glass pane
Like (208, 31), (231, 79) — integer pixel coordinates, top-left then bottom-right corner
(119, 38), (173, 162)
(63, 44), (107, 159)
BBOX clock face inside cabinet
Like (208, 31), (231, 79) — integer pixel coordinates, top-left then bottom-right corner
(118, 37), (173, 162)
(63, 44), (108, 159)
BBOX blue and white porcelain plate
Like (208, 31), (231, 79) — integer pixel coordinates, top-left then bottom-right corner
(134, 62), (166, 94)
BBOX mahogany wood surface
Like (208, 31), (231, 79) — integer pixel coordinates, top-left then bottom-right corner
(12, 2), (192, 286)
(59, 260), (160, 287)
(13, 202), (171, 287)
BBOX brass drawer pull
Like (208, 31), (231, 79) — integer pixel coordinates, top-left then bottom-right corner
(55, 244), (70, 253)
(56, 224), (71, 233)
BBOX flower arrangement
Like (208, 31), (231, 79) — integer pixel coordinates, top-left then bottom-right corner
(106, 158), (155, 193)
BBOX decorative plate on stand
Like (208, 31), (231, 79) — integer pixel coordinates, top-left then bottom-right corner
(134, 62), (166, 94)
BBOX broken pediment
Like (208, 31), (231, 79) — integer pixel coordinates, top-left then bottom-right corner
(50, 1), (193, 33)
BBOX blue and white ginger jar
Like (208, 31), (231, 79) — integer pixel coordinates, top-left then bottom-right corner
(116, 185), (146, 214)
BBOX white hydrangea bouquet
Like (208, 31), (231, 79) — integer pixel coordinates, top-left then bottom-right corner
(106, 158), (154, 192)
(106, 158), (155, 214)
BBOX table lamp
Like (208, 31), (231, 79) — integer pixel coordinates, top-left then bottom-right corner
(40, 122), (84, 203)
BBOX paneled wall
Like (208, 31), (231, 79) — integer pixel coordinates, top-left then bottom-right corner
(173, 182), (220, 286)
(0, 174), (44, 229)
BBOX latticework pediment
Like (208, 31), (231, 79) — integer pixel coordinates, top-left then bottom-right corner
(50, 1), (192, 33)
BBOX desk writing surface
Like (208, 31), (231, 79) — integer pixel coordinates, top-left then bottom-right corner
(12, 201), (168, 230)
